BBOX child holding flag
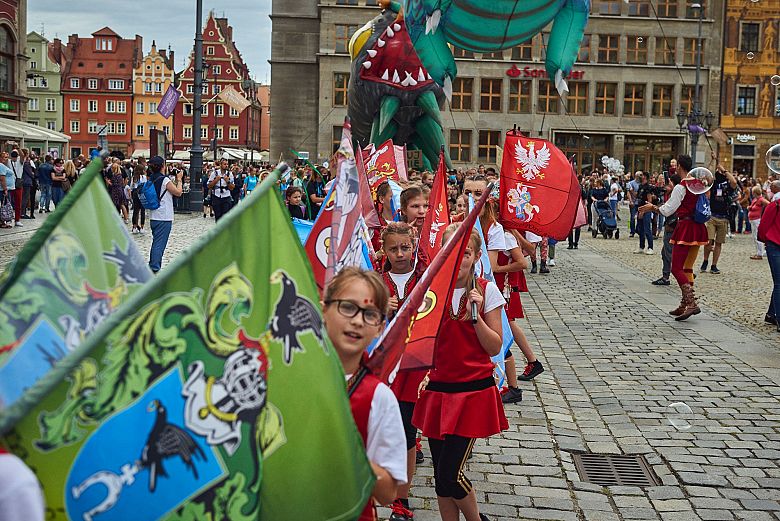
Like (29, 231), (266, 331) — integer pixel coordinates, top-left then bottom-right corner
(378, 222), (429, 521)
(322, 268), (407, 521)
(413, 223), (508, 521)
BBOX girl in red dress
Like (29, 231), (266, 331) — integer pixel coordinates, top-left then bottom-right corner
(413, 223), (508, 521)
(640, 155), (711, 321)
(400, 186), (429, 232)
(379, 222), (429, 521)
(371, 181), (395, 252)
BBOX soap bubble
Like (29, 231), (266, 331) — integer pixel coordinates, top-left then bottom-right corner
(767, 144), (780, 175)
(747, 52), (755, 60)
(637, 37), (644, 44)
(771, 75), (780, 87)
(687, 167), (714, 194)
(666, 402), (693, 431)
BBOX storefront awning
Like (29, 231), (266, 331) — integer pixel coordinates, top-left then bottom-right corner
(0, 118), (70, 143)
(132, 149), (150, 159)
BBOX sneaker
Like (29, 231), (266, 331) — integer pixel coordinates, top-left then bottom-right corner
(633, 248), (644, 254)
(645, 249), (654, 255)
(651, 277), (671, 286)
(14, 221), (22, 227)
(389, 499), (414, 521)
(131, 228), (139, 234)
(139, 228), (146, 234)
(765, 314), (777, 325)
(573, 244), (578, 249)
(548, 259), (556, 267)
(501, 386), (523, 404)
(415, 437), (424, 464)
(710, 266), (721, 274)
(727, 232), (733, 238)
(700, 260), (708, 273)
(518, 360), (544, 381)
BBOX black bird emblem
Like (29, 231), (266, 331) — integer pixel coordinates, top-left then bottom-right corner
(140, 399), (205, 492)
(268, 270), (324, 364)
(103, 241), (151, 284)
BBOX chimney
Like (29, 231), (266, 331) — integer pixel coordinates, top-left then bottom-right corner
(168, 50), (175, 69)
(228, 25), (233, 43)
(51, 38), (62, 64)
(67, 33), (78, 47)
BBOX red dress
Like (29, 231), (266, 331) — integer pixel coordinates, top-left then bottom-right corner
(495, 252), (524, 319)
(350, 371), (382, 521)
(670, 181), (709, 246)
(412, 279), (508, 440)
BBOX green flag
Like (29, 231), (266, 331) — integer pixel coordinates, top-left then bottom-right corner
(1, 168), (374, 520)
(0, 159), (152, 414)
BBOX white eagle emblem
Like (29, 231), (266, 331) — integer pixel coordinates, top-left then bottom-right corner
(514, 141), (551, 181)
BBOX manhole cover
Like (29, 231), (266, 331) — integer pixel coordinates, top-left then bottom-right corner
(572, 453), (659, 487)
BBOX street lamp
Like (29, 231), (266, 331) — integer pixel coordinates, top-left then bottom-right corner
(675, 2), (715, 164)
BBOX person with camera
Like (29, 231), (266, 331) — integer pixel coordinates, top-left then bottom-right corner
(207, 158), (235, 222)
(700, 163), (737, 275)
(148, 156), (183, 274)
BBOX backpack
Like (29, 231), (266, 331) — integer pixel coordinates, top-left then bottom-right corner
(694, 193), (711, 224)
(138, 176), (165, 210)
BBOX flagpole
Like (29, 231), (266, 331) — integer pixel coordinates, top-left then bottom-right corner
(188, 0), (205, 212)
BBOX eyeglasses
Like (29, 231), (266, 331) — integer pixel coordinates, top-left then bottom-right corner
(324, 299), (385, 326)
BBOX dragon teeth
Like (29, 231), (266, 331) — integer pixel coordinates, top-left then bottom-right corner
(377, 38), (386, 48)
(392, 70), (400, 83)
(393, 23), (401, 32)
(381, 69), (389, 80)
(367, 49), (377, 58)
(386, 27), (394, 38)
(363, 61), (372, 69)
(418, 67), (426, 82)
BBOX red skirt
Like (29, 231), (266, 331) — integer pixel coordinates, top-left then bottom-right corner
(391, 369), (427, 403)
(412, 385), (508, 440)
(506, 290), (524, 319)
(670, 219), (708, 246)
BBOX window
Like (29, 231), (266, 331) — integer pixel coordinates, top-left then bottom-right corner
(335, 24), (358, 54)
(215, 104), (224, 117)
(538, 81), (559, 113)
(144, 82), (152, 93)
(478, 130), (501, 163)
(201, 127), (208, 139)
(88, 78), (98, 89)
(155, 82), (162, 93)
(652, 85), (674, 117)
(740, 22), (760, 53)
(213, 84), (221, 94)
(117, 101), (126, 113)
(681, 85), (695, 114)
(655, 37), (676, 65)
(624, 83), (646, 116)
(117, 122), (126, 134)
(186, 84), (194, 94)
(213, 65), (221, 75)
(595, 82), (617, 115)
(482, 50), (504, 60)
(70, 99), (80, 112)
(598, 35), (619, 63)
(108, 79), (124, 90)
(737, 86), (757, 115)
(626, 36), (648, 64)
(136, 125), (144, 136)
(149, 102), (157, 113)
(46, 121), (56, 130)
(555, 133), (610, 176)
(214, 127), (223, 140)
(106, 100), (115, 113)
(508, 79), (531, 113)
(567, 82), (589, 115)
(70, 120), (80, 133)
(28, 98), (39, 111)
(202, 104), (208, 116)
(46, 98), (56, 111)
(86, 99), (96, 112)
(333, 72), (350, 107)
(577, 35), (591, 63)
(685, 0), (705, 19)
(480, 78), (502, 112)
(657, 0), (677, 17)
(0, 26), (13, 93)
(512, 41), (532, 61)
(449, 129), (472, 162)
(183, 125), (193, 139)
(451, 78), (473, 110)
(230, 107), (239, 117)
(597, 0), (621, 15)
(163, 125), (170, 136)
(452, 47), (474, 59)
(29, 120), (39, 126)
(184, 103), (193, 116)
(106, 121), (116, 134)
(95, 37), (113, 51)
(230, 126), (239, 140)
(88, 120), (98, 134)
(206, 46), (214, 55)
(136, 101), (144, 114)
(683, 39), (703, 66)
(30, 60), (37, 70)
(70, 78), (80, 89)
(628, 0), (649, 16)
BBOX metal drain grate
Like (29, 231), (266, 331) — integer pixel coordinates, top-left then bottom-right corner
(572, 453), (659, 487)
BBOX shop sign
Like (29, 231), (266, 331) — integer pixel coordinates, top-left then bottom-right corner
(506, 64), (585, 80)
(0, 101), (14, 111)
(735, 134), (756, 143)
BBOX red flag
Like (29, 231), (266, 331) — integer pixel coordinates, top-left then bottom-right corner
(356, 149), (380, 229)
(419, 150), (451, 262)
(499, 131), (580, 240)
(304, 188), (336, 292)
(366, 185), (492, 382)
(364, 139), (402, 193)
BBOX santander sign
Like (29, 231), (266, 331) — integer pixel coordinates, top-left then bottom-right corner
(506, 64), (585, 80)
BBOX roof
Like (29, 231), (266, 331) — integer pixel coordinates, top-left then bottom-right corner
(0, 118), (70, 143)
(63, 31), (141, 81)
(92, 27), (120, 38)
(214, 17), (247, 77)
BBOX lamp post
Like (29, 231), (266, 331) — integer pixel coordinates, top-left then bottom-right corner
(675, 2), (715, 164)
(189, 0), (205, 212)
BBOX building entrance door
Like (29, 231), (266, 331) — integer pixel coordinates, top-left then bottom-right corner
(624, 136), (676, 174)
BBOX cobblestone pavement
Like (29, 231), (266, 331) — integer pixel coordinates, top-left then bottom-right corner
(3, 211), (780, 521)
(582, 210), (776, 346)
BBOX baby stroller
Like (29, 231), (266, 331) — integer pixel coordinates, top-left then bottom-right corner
(592, 200), (619, 239)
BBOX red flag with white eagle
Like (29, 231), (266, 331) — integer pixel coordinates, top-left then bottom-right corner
(419, 149), (450, 261)
(499, 131), (580, 241)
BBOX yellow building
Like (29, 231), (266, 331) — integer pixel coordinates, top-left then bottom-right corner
(719, 4), (780, 180)
(131, 41), (175, 156)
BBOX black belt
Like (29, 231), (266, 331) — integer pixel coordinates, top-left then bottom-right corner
(426, 377), (495, 393)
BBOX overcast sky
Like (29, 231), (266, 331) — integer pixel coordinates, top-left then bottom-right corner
(28, 0), (272, 82)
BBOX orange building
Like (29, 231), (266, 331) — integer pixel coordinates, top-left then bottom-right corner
(131, 41), (175, 155)
(257, 83), (270, 151)
(719, 4), (780, 180)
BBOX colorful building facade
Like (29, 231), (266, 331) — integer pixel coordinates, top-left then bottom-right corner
(0, 0), (27, 122)
(131, 41), (175, 155)
(25, 32), (62, 131)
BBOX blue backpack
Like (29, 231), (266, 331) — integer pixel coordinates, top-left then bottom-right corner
(138, 176), (165, 210)
(694, 193), (711, 224)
